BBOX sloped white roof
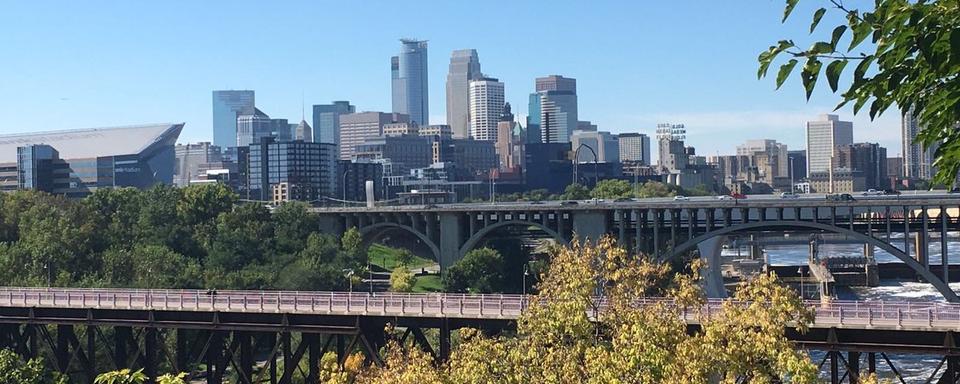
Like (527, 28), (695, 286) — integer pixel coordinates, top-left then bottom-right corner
(0, 123), (183, 163)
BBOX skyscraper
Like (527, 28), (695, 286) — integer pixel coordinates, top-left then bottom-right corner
(736, 139), (789, 178)
(530, 75), (578, 143)
(293, 120), (312, 142)
(468, 77), (504, 141)
(618, 133), (651, 165)
(212, 90), (255, 147)
(236, 108), (273, 147)
(656, 124), (687, 172)
(391, 39), (429, 125)
(313, 101), (356, 150)
(338, 112), (409, 160)
(571, 130), (619, 163)
(445, 49), (482, 138)
(902, 108), (935, 179)
(837, 142), (888, 190)
(805, 114), (853, 174)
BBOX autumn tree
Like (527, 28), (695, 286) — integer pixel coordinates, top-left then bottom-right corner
(759, 0), (960, 185)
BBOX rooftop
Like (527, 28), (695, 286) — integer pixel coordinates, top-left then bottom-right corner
(0, 123), (183, 163)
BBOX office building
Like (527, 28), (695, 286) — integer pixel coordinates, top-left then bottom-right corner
(0, 124), (183, 197)
(391, 39), (429, 125)
(736, 139), (789, 179)
(445, 49), (482, 138)
(468, 77), (505, 141)
(237, 108), (290, 147)
(836, 143), (888, 190)
(212, 90), (255, 148)
(339, 160), (383, 202)
(496, 103), (521, 171)
(618, 133), (651, 165)
(441, 139), (498, 178)
(174, 142), (222, 187)
(339, 112), (409, 160)
(808, 169), (865, 194)
(419, 124), (453, 139)
(657, 123), (688, 172)
(806, 114), (853, 174)
(383, 122), (419, 137)
(353, 135), (433, 176)
(313, 101), (355, 148)
(887, 157), (903, 180)
(571, 130), (619, 163)
(246, 138), (337, 201)
(577, 121), (598, 132)
(292, 120), (312, 142)
(788, 150), (807, 181)
(524, 143), (573, 193)
(530, 75), (578, 143)
(902, 108), (935, 179)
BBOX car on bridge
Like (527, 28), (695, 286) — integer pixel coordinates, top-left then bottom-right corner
(861, 189), (884, 196)
(826, 193), (856, 202)
(780, 192), (799, 199)
(673, 195), (690, 201)
(730, 193), (747, 199)
(715, 195), (733, 201)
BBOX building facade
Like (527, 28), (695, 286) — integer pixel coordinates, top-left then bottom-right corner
(353, 135), (433, 177)
(836, 142), (888, 191)
(174, 142), (222, 187)
(338, 160), (383, 202)
(246, 138), (337, 201)
(787, 150), (807, 181)
(237, 108), (290, 147)
(338, 112), (409, 160)
(313, 101), (356, 149)
(806, 114), (854, 174)
(445, 49), (482, 138)
(391, 39), (429, 125)
(531, 75), (578, 143)
(212, 90), (255, 148)
(656, 123), (688, 172)
(618, 133), (651, 165)
(902, 108), (935, 179)
(468, 77), (504, 141)
(571, 130), (619, 163)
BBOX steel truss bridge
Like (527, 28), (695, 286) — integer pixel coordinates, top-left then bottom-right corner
(1, 288), (960, 383)
(313, 197), (960, 301)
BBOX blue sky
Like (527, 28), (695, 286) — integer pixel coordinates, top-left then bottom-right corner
(0, 0), (903, 156)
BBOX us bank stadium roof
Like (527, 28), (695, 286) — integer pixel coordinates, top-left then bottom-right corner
(0, 123), (183, 163)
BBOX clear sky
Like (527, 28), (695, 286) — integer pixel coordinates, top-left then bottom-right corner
(0, 0), (903, 157)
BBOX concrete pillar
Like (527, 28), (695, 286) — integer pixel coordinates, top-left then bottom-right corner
(698, 236), (727, 298)
(616, 210), (626, 246)
(633, 209), (643, 255)
(863, 244), (875, 257)
(848, 351), (861, 384)
(942, 206), (950, 284)
(439, 212), (464, 271)
(653, 209), (661, 259)
(572, 210), (609, 243)
(556, 211), (566, 239)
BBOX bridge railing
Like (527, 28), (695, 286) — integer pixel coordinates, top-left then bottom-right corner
(1, 288), (960, 330)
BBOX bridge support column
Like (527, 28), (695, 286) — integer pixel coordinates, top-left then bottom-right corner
(439, 212), (463, 271)
(572, 211), (608, 243)
(867, 352), (876, 374)
(946, 355), (959, 383)
(55, 324), (71, 374)
(830, 351), (839, 384)
(115, 326), (131, 370)
(863, 244), (874, 257)
(698, 236), (727, 298)
(848, 351), (860, 383)
(439, 318), (451, 362)
(144, 328), (157, 382)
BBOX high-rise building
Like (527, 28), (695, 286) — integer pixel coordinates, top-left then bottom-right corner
(902, 108), (935, 179)
(787, 150), (807, 181)
(313, 101), (356, 149)
(246, 138), (337, 201)
(529, 75), (578, 143)
(618, 133), (651, 165)
(526, 93), (543, 144)
(445, 49), (482, 138)
(496, 103), (518, 171)
(805, 114), (853, 174)
(237, 108), (287, 147)
(391, 39), (429, 125)
(468, 77), (505, 141)
(212, 90), (255, 148)
(571, 130), (619, 163)
(576, 121), (598, 132)
(837, 142), (888, 190)
(887, 157), (903, 180)
(353, 135), (433, 176)
(174, 142), (222, 187)
(657, 123), (687, 172)
(736, 139), (789, 178)
(338, 112), (409, 160)
(292, 120), (312, 142)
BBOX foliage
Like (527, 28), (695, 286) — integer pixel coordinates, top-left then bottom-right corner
(355, 236), (817, 383)
(441, 247), (505, 293)
(636, 181), (681, 198)
(560, 183), (591, 200)
(156, 373), (188, 384)
(395, 249), (415, 267)
(0, 349), (65, 384)
(94, 369), (147, 384)
(759, 0), (960, 185)
(389, 266), (416, 292)
(342, 227), (364, 263)
(589, 179), (634, 199)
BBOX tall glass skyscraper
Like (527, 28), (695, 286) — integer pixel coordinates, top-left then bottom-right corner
(445, 49), (481, 138)
(391, 39), (429, 125)
(529, 75), (578, 143)
(212, 90), (255, 147)
(312, 101), (356, 150)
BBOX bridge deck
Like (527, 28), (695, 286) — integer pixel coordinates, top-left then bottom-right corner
(0, 288), (958, 333)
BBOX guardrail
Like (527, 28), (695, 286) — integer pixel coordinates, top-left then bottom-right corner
(0, 288), (958, 331)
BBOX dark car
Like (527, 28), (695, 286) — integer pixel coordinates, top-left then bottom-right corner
(883, 189), (901, 196)
(951, 187), (960, 194)
(560, 200), (579, 206)
(614, 197), (634, 202)
(826, 193), (856, 202)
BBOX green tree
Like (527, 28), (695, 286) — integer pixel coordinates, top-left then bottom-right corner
(389, 266), (416, 292)
(442, 247), (505, 293)
(637, 181), (678, 198)
(205, 203), (274, 271)
(272, 201), (319, 255)
(758, 0), (960, 185)
(590, 179), (634, 199)
(341, 227), (365, 265)
(0, 348), (66, 384)
(560, 183), (590, 200)
(396, 249), (415, 267)
(121, 244), (201, 289)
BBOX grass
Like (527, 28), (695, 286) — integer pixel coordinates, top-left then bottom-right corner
(413, 275), (443, 293)
(368, 243), (436, 271)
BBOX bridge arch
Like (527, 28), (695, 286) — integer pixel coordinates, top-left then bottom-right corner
(359, 222), (440, 262)
(458, 220), (567, 261)
(663, 220), (960, 303)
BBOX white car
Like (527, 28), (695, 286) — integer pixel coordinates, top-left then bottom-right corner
(673, 195), (690, 201)
(861, 189), (883, 196)
(715, 195), (733, 200)
(779, 192), (799, 199)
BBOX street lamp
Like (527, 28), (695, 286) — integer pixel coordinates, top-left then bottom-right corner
(797, 266), (805, 299)
(341, 169), (351, 207)
(522, 264), (530, 310)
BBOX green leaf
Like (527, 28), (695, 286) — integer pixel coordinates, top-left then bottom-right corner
(830, 26), (847, 50)
(800, 58), (823, 100)
(825, 60), (848, 92)
(809, 42), (834, 55)
(810, 8), (826, 33)
(776, 59), (799, 89)
(783, 0), (799, 22)
(853, 95), (870, 114)
(849, 19), (872, 51)
(853, 55), (875, 84)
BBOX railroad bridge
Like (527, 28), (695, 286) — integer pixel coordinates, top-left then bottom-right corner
(313, 197), (960, 301)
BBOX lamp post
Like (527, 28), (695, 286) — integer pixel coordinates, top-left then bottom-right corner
(341, 169), (350, 206)
(797, 266), (805, 299)
(522, 264), (530, 310)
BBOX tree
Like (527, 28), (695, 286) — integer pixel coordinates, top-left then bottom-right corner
(341, 227), (364, 264)
(560, 183), (590, 200)
(441, 247), (505, 293)
(395, 249), (415, 267)
(758, 0), (960, 185)
(637, 181), (678, 198)
(590, 179), (634, 199)
(272, 201), (319, 255)
(389, 266), (416, 292)
(0, 349), (65, 384)
(94, 369), (147, 384)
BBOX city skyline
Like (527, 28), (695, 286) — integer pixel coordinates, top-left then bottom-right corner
(0, 1), (903, 156)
